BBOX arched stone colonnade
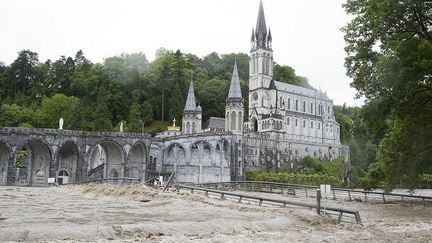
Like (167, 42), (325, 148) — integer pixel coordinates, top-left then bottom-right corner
(150, 133), (238, 184)
(0, 127), (151, 186)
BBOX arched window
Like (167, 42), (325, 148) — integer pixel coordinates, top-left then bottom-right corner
(231, 111), (237, 131)
(238, 111), (242, 131)
(311, 103), (314, 114)
(266, 57), (270, 74)
(303, 120), (306, 127)
(287, 117), (290, 125)
(303, 101), (306, 112)
(226, 112), (230, 130)
(186, 122), (190, 134)
(311, 121), (314, 128)
(295, 119), (298, 126)
(295, 100), (298, 111)
(252, 58), (255, 74)
(288, 98), (291, 109)
(192, 122), (196, 133)
(328, 106), (330, 113)
(279, 96), (282, 107)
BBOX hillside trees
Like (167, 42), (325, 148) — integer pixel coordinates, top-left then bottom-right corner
(343, 0), (432, 189)
(0, 48), (315, 136)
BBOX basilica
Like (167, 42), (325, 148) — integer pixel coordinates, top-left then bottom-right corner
(148, 1), (349, 184)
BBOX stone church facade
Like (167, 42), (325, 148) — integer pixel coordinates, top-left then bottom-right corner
(149, 1), (349, 183)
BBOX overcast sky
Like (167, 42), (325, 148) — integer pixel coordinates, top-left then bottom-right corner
(1, 0), (364, 106)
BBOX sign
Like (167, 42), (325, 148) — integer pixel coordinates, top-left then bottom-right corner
(48, 178), (56, 183)
(320, 184), (331, 195)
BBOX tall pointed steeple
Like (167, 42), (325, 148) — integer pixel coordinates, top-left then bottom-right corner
(256, 0), (267, 37)
(227, 60), (243, 101)
(184, 80), (197, 112)
(254, 0), (268, 49)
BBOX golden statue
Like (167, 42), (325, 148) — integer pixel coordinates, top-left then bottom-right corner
(167, 118), (180, 131)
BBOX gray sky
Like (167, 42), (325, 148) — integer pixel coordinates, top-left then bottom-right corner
(1, 0), (363, 106)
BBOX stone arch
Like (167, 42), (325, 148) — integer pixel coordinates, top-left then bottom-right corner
(56, 140), (79, 184)
(126, 142), (147, 178)
(191, 140), (212, 166)
(231, 111), (237, 131)
(164, 143), (186, 174)
(88, 140), (125, 180)
(216, 139), (230, 167)
(0, 142), (11, 186)
(14, 139), (53, 187)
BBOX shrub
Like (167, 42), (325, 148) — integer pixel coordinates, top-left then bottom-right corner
(245, 171), (342, 187)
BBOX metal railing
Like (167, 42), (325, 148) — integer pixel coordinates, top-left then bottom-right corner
(193, 181), (432, 206)
(177, 184), (361, 223)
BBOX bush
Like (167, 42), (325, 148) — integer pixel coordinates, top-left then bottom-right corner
(246, 171), (342, 187)
(419, 174), (432, 189)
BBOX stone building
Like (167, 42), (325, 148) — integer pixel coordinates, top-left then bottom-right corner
(0, 1), (348, 186)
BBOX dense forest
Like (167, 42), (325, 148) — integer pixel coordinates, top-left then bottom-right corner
(1, 0), (431, 190)
(0, 49), (310, 133)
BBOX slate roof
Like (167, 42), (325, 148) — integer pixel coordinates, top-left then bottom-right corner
(227, 61), (243, 100)
(203, 117), (225, 130)
(184, 80), (197, 112)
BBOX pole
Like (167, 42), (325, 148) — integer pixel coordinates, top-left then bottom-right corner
(316, 189), (321, 215)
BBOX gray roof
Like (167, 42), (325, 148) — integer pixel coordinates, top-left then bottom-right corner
(255, 0), (268, 49)
(203, 117), (225, 130)
(274, 81), (330, 100)
(227, 61), (242, 100)
(184, 80), (197, 112)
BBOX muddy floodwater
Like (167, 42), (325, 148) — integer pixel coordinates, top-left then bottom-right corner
(0, 184), (431, 242)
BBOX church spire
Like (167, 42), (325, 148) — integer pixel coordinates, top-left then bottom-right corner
(256, 0), (267, 37)
(184, 79), (197, 112)
(254, 0), (268, 49)
(227, 60), (243, 101)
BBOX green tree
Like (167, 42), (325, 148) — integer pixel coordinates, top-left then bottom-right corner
(0, 104), (35, 127)
(168, 83), (184, 122)
(142, 101), (154, 125)
(36, 94), (79, 129)
(128, 90), (143, 132)
(343, 0), (432, 189)
(10, 50), (39, 97)
(93, 86), (112, 131)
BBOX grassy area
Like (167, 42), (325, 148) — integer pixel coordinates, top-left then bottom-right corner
(144, 120), (171, 134)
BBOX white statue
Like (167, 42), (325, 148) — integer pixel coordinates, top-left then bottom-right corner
(59, 117), (64, 130)
(120, 122), (123, 132)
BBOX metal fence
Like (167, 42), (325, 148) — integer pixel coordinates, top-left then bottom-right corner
(177, 184), (361, 223)
(193, 181), (432, 206)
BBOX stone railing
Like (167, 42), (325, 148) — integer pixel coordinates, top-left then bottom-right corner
(0, 126), (151, 139)
(153, 131), (233, 142)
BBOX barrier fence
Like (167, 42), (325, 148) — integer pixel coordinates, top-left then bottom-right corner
(176, 184), (362, 223)
(192, 181), (432, 206)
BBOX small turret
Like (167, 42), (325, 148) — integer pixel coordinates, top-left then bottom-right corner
(225, 61), (244, 134)
(182, 79), (202, 134)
